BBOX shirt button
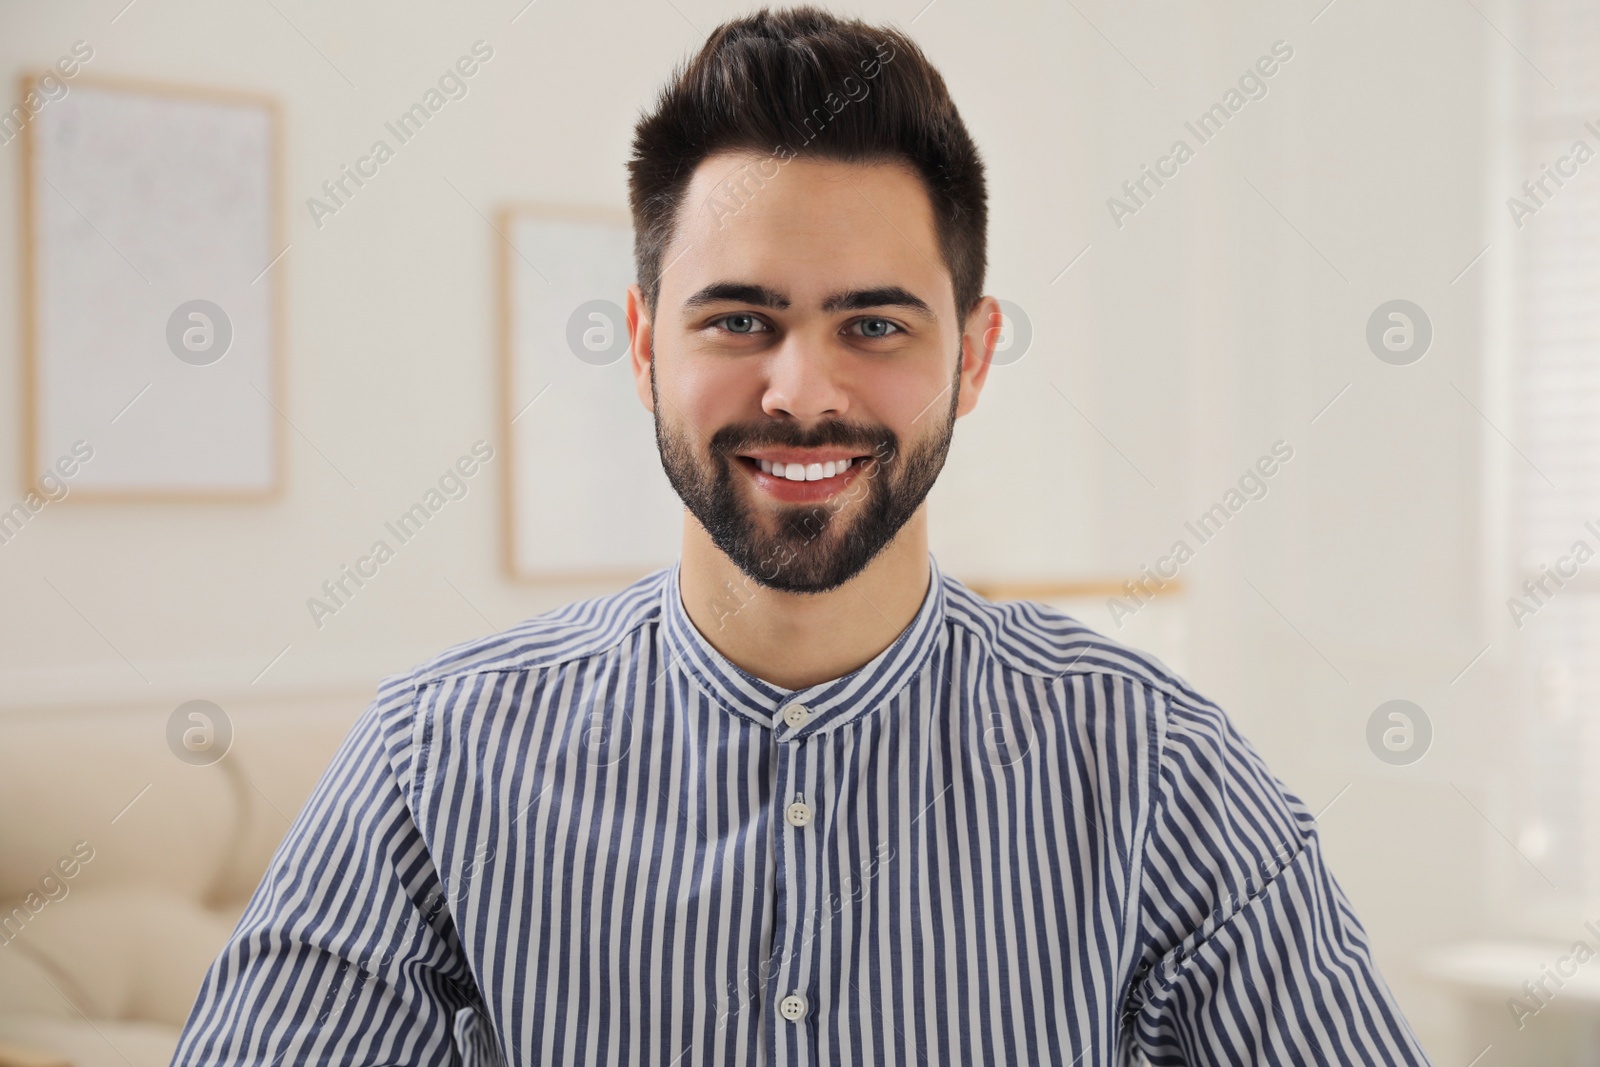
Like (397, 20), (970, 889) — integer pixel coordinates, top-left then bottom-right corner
(785, 795), (813, 828)
(779, 992), (808, 1021)
(782, 703), (813, 728)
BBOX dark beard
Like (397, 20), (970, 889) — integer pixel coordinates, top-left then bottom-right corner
(651, 348), (961, 594)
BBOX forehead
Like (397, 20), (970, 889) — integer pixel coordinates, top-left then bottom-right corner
(658, 149), (951, 318)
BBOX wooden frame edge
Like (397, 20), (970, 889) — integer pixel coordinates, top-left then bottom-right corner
(962, 577), (1187, 602)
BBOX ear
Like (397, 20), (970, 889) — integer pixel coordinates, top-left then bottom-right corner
(627, 282), (654, 414)
(955, 295), (1001, 418)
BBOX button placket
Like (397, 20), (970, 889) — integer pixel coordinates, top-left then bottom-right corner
(765, 721), (819, 1053)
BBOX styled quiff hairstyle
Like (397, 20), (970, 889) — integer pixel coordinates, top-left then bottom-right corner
(627, 5), (987, 322)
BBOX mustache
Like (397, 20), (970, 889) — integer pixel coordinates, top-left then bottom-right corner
(708, 421), (896, 459)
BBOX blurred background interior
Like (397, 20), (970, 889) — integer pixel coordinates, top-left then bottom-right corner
(2, 0), (1599, 1063)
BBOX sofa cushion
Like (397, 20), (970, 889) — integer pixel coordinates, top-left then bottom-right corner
(0, 708), (237, 904)
(0, 888), (239, 1028)
(0, 1016), (178, 1067)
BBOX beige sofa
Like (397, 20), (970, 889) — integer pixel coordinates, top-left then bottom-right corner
(0, 693), (364, 1067)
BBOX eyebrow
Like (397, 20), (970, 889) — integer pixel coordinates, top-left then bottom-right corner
(682, 282), (936, 320)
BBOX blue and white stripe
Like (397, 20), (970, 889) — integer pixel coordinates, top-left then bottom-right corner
(171, 552), (1431, 1066)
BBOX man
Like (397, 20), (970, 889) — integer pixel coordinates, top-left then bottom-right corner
(173, 7), (1432, 1065)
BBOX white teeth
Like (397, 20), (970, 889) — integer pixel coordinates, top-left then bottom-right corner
(755, 457), (856, 481)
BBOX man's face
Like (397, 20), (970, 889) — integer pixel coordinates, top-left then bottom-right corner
(628, 149), (994, 594)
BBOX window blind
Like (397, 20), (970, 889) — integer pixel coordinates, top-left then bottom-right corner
(1512, 0), (1600, 898)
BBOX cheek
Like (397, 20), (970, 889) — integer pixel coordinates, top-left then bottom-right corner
(871, 359), (950, 426)
(666, 360), (754, 432)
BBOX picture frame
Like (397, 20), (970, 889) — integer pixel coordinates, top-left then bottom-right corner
(498, 203), (682, 583)
(18, 72), (285, 501)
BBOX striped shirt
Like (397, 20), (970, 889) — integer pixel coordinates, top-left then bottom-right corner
(173, 552), (1432, 1066)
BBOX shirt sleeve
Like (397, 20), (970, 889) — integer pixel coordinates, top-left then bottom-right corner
(1123, 690), (1433, 1065)
(170, 676), (495, 1067)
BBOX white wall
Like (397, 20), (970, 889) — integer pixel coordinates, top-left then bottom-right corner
(1, 0), (1527, 1058)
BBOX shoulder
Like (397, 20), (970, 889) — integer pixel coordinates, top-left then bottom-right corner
(373, 566), (670, 716)
(363, 566), (668, 735)
(359, 568), (670, 791)
(943, 581), (1313, 871)
(940, 572), (1203, 708)
(940, 575), (1290, 792)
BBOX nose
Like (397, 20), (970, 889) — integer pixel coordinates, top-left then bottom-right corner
(760, 333), (850, 422)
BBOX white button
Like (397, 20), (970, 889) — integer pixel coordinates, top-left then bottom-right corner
(785, 796), (813, 827)
(782, 703), (812, 728)
(779, 992), (808, 1021)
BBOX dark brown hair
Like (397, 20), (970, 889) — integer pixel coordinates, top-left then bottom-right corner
(627, 5), (987, 322)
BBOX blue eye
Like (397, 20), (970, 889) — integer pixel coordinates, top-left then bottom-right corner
(717, 313), (767, 334)
(854, 318), (901, 338)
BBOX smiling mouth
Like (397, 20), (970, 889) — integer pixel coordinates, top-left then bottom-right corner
(734, 454), (873, 483)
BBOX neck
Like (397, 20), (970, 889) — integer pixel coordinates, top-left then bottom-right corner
(678, 509), (932, 691)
